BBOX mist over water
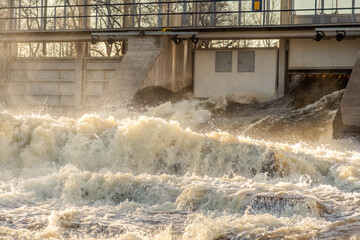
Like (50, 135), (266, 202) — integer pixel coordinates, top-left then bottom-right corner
(0, 76), (360, 239)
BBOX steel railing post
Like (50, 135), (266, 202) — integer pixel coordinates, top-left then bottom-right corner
(291, 0), (294, 24)
(132, 0), (135, 27)
(352, 0), (355, 22)
(320, 0), (324, 23)
(315, 0), (317, 24)
(158, 0), (162, 27)
(182, 0), (187, 27)
(95, 5), (98, 29)
(266, 0), (270, 25)
(238, 0), (242, 26)
(107, 0), (111, 28)
(139, 3), (141, 27)
(54, 6), (56, 29)
(211, 0), (216, 26)
(63, 0), (67, 29)
(167, 2), (170, 27)
(18, 0), (21, 30)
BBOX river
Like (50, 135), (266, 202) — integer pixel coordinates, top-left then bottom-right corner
(0, 76), (359, 239)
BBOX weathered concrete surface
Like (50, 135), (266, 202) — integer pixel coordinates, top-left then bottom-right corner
(102, 36), (162, 100)
(141, 38), (193, 92)
(333, 50), (360, 138)
(102, 36), (193, 101)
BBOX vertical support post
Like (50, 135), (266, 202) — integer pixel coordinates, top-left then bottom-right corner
(352, 0), (355, 23)
(314, 0), (317, 24)
(277, 39), (288, 97)
(74, 43), (85, 110)
(291, 0), (294, 24)
(263, 0), (266, 25)
(95, 5), (98, 29)
(320, 0), (325, 23)
(266, 0), (270, 25)
(18, 0), (21, 30)
(124, 0), (133, 28)
(280, 0), (290, 25)
(83, 0), (90, 29)
(158, 0), (162, 27)
(107, 0), (111, 28)
(42, 0), (48, 55)
(167, 2), (170, 27)
(40, 0), (44, 29)
(182, 0), (187, 27)
(210, 0), (216, 26)
(193, 1), (198, 26)
(63, 0), (67, 29)
(43, 0), (48, 30)
(132, 0), (135, 27)
(8, 0), (15, 30)
(238, 0), (242, 26)
(138, 3), (141, 27)
(54, 6), (56, 29)
(79, 0), (90, 29)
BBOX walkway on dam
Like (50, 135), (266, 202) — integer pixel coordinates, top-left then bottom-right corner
(0, 1), (360, 33)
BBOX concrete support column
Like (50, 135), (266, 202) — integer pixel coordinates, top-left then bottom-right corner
(75, 43), (86, 109)
(277, 39), (288, 97)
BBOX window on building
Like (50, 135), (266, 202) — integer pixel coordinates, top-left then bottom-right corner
(215, 51), (232, 72)
(238, 51), (255, 72)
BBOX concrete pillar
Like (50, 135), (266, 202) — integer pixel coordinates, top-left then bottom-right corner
(333, 50), (360, 138)
(277, 39), (288, 97)
(74, 43), (86, 109)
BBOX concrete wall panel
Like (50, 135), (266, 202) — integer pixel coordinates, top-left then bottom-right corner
(60, 70), (75, 80)
(7, 57), (120, 107)
(28, 70), (60, 80)
(11, 70), (26, 81)
(86, 70), (105, 80)
(194, 49), (278, 99)
(61, 82), (74, 94)
(29, 82), (60, 94)
(289, 39), (360, 69)
(10, 60), (75, 70)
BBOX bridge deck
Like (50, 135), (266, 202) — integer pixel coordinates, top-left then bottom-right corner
(0, 1), (359, 32)
(1, 23), (360, 43)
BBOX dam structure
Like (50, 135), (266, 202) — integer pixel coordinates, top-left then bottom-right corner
(0, 0), (360, 134)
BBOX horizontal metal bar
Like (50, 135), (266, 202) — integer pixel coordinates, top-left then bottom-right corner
(92, 32), (139, 36)
(315, 27), (360, 32)
(92, 31), (198, 36)
(197, 30), (360, 39)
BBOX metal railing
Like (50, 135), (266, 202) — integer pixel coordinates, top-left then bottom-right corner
(0, 0), (359, 31)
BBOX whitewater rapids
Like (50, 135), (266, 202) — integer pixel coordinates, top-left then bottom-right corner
(0, 90), (359, 239)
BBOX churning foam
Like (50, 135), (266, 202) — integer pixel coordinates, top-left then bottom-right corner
(0, 93), (359, 239)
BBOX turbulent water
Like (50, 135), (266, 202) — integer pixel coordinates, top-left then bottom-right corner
(0, 84), (360, 239)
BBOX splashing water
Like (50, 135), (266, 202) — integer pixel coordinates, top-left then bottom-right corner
(0, 88), (359, 239)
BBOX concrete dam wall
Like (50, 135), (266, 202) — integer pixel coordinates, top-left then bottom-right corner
(0, 36), (193, 108)
(102, 36), (193, 102)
